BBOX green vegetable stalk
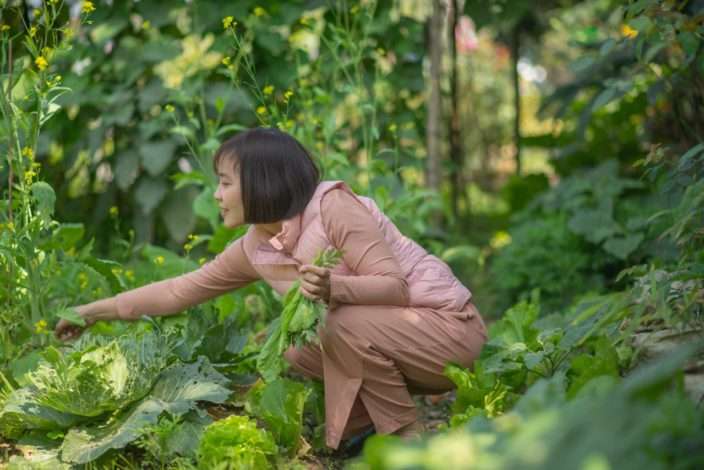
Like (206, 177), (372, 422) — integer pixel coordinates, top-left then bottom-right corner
(257, 248), (343, 382)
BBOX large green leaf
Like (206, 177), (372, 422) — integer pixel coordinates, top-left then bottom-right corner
(245, 378), (310, 453)
(0, 388), (82, 440)
(31, 182), (56, 224)
(602, 233), (644, 260)
(60, 357), (230, 464)
(134, 177), (168, 213)
(139, 139), (177, 176)
(160, 187), (197, 242)
(114, 152), (140, 190)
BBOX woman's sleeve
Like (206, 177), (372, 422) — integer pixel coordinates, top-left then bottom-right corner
(115, 238), (260, 320)
(321, 189), (410, 307)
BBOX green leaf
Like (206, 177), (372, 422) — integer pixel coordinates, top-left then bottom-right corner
(245, 378), (310, 453)
(0, 388), (82, 440)
(54, 308), (86, 327)
(31, 182), (56, 223)
(60, 357), (230, 464)
(140, 139), (177, 176)
(197, 415), (277, 469)
(134, 177), (168, 213)
(193, 186), (219, 229)
(602, 233), (644, 260)
(114, 152), (140, 190)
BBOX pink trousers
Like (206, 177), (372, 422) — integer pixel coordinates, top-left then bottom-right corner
(284, 301), (488, 449)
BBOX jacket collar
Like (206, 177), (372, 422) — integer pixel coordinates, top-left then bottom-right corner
(266, 214), (302, 253)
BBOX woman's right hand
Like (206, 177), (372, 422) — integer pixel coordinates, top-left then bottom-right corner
(55, 305), (93, 342)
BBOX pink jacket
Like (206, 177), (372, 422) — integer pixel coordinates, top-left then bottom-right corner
(115, 181), (472, 319)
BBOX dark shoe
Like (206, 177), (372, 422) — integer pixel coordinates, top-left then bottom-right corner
(336, 426), (376, 458)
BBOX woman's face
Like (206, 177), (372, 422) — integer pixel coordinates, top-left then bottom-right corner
(214, 158), (245, 228)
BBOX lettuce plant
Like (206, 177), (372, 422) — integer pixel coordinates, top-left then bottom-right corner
(197, 415), (277, 469)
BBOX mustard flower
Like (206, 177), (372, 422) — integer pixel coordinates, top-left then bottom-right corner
(164, 104), (175, 113)
(109, 206), (119, 217)
(221, 56), (231, 66)
(222, 16), (235, 29)
(34, 320), (48, 334)
(29, 26), (38, 37)
(22, 147), (34, 158)
(253, 7), (266, 17)
(82, 1), (96, 14)
(283, 90), (294, 102)
(0, 25), (10, 32)
(256, 106), (267, 115)
(35, 56), (48, 71)
(154, 256), (165, 266)
(263, 85), (274, 96)
(621, 24), (638, 39)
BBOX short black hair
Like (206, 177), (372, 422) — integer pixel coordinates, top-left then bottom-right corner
(213, 127), (320, 224)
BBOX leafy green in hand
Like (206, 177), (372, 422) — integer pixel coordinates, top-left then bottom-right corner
(257, 248), (343, 382)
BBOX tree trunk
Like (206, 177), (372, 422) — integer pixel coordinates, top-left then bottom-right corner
(448, 0), (462, 219)
(426, 0), (446, 197)
(511, 24), (522, 175)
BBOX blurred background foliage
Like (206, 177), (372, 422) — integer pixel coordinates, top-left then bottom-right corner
(0, 0), (701, 325)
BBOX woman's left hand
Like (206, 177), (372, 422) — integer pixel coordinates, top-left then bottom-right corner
(299, 265), (331, 303)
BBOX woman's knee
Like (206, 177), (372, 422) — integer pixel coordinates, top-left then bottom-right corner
(321, 304), (367, 346)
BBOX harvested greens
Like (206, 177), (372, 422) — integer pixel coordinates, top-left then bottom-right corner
(257, 249), (343, 382)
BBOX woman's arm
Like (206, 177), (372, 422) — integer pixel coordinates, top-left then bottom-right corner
(113, 238), (259, 320)
(57, 238), (260, 340)
(321, 189), (410, 307)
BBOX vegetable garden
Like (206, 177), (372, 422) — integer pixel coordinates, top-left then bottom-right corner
(1, 0), (703, 469)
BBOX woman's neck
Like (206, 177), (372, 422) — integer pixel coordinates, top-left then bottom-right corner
(256, 222), (283, 237)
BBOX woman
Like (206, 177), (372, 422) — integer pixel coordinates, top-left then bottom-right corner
(55, 127), (488, 449)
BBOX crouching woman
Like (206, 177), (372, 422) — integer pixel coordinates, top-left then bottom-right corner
(55, 127), (488, 449)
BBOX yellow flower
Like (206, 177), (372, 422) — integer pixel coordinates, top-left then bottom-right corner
(253, 7), (266, 17)
(164, 104), (175, 113)
(29, 26), (38, 37)
(24, 169), (36, 185)
(263, 85), (274, 96)
(125, 270), (135, 281)
(33, 9), (43, 19)
(490, 230), (512, 250)
(82, 1), (95, 14)
(198, 257), (207, 265)
(0, 25), (10, 32)
(142, 20), (151, 30)
(154, 255), (165, 266)
(6, 222), (14, 232)
(222, 16), (235, 29)
(285, 119), (295, 129)
(621, 24), (638, 39)
(35, 56), (48, 71)
(221, 56), (231, 66)
(34, 320), (48, 334)
(283, 90), (293, 103)
(109, 206), (119, 217)
(22, 147), (34, 158)
(256, 106), (267, 115)
(78, 272), (89, 289)
(388, 123), (397, 133)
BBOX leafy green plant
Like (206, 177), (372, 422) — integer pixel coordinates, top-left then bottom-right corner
(245, 378), (310, 455)
(27, 330), (172, 417)
(257, 248), (342, 382)
(197, 415), (277, 470)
